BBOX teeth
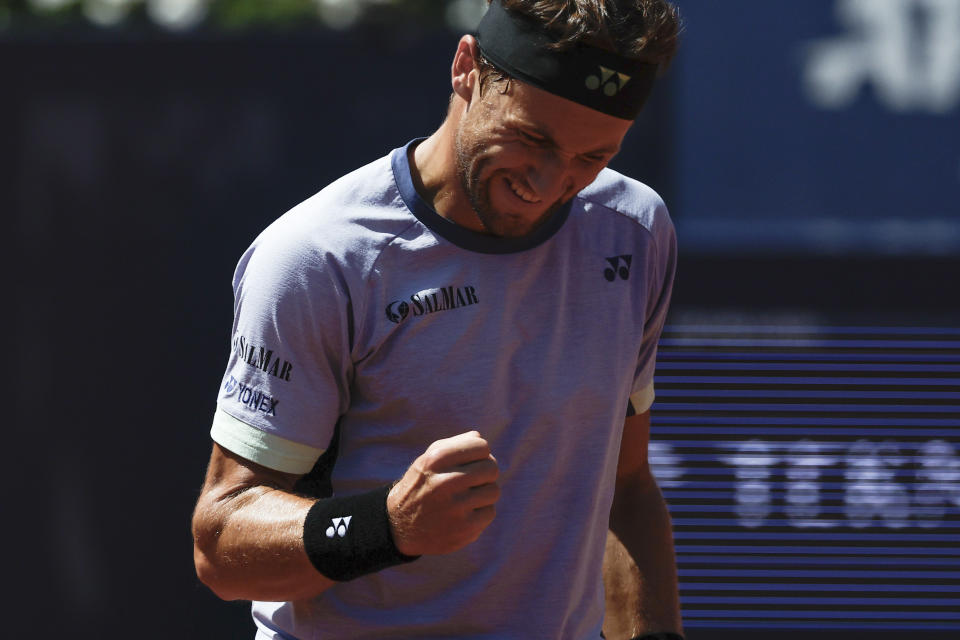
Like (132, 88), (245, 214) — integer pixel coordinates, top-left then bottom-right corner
(508, 179), (541, 203)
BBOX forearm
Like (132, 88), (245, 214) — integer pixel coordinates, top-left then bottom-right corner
(192, 486), (335, 602)
(603, 476), (682, 638)
(193, 430), (499, 603)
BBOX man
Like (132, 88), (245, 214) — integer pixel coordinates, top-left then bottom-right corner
(192, 1), (683, 638)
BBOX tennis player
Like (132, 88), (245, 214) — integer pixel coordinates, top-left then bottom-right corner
(192, 2), (683, 638)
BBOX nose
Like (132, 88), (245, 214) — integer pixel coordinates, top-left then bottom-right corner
(526, 149), (574, 200)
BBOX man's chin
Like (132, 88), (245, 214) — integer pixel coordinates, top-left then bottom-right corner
(471, 185), (560, 237)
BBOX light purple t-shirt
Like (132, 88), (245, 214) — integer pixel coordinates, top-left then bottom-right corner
(213, 141), (676, 639)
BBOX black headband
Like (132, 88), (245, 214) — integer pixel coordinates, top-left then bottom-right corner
(475, 0), (658, 120)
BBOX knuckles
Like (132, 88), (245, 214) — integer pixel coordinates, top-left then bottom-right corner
(418, 448), (445, 472)
(395, 433), (500, 555)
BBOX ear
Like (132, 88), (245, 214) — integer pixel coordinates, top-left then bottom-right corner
(451, 35), (480, 103)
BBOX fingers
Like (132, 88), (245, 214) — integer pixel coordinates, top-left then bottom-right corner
(460, 481), (500, 510)
(468, 504), (497, 528)
(387, 431), (502, 556)
(420, 430), (491, 471)
(446, 457), (499, 487)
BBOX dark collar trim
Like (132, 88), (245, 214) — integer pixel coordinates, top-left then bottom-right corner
(391, 139), (571, 255)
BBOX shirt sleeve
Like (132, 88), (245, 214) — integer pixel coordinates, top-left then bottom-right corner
(211, 223), (355, 472)
(211, 408), (326, 474)
(632, 207), (677, 405)
(628, 383), (656, 415)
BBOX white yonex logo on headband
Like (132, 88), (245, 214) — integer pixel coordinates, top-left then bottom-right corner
(585, 66), (632, 97)
(326, 516), (352, 538)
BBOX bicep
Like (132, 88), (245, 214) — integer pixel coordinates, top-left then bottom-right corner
(199, 442), (304, 505)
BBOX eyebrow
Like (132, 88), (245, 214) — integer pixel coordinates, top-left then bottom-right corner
(515, 121), (620, 157)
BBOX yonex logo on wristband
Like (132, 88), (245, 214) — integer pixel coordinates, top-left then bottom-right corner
(303, 486), (418, 581)
(325, 516), (352, 538)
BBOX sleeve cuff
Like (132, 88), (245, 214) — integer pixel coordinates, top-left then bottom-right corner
(210, 408), (324, 474)
(629, 382), (655, 415)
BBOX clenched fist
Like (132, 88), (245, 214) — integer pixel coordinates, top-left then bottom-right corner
(387, 431), (500, 556)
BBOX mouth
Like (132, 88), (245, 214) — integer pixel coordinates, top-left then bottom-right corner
(506, 177), (542, 204)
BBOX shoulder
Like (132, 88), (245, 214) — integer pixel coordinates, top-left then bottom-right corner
(236, 151), (419, 289)
(574, 167), (675, 247)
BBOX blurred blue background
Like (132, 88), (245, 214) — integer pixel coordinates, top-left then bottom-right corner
(674, 0), (960, 255)
(5, 1), (958, 638)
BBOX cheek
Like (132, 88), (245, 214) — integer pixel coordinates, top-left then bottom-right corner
(469, 141), (523, 178)
(481, 141), (540, 173)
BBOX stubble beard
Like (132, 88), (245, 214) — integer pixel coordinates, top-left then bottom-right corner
(454, 128), (562, 238)
(454, 128), (499, 235)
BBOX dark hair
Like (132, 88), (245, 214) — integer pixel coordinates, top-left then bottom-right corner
(492, 0), (681, 66)
(476, 52), (513, 97)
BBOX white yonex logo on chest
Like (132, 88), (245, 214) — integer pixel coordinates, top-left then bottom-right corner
(325, 516), (352, 538)
(585, 66), (632, 96)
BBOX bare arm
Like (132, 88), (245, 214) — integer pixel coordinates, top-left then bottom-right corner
(192, 432), (500, 602)
(191, 443), (335, 602)
(602, 410), (683, 639)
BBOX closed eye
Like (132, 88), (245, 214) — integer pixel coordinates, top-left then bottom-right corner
(518, 129), (548, 145)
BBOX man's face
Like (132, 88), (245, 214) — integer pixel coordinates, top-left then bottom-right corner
(454, 77), (633, 237)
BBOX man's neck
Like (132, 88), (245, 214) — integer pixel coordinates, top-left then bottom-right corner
(409, 126), (485, 233)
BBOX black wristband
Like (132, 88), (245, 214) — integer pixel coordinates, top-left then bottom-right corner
(634, 634), (685, 640)
(302, 484), (419, 581)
